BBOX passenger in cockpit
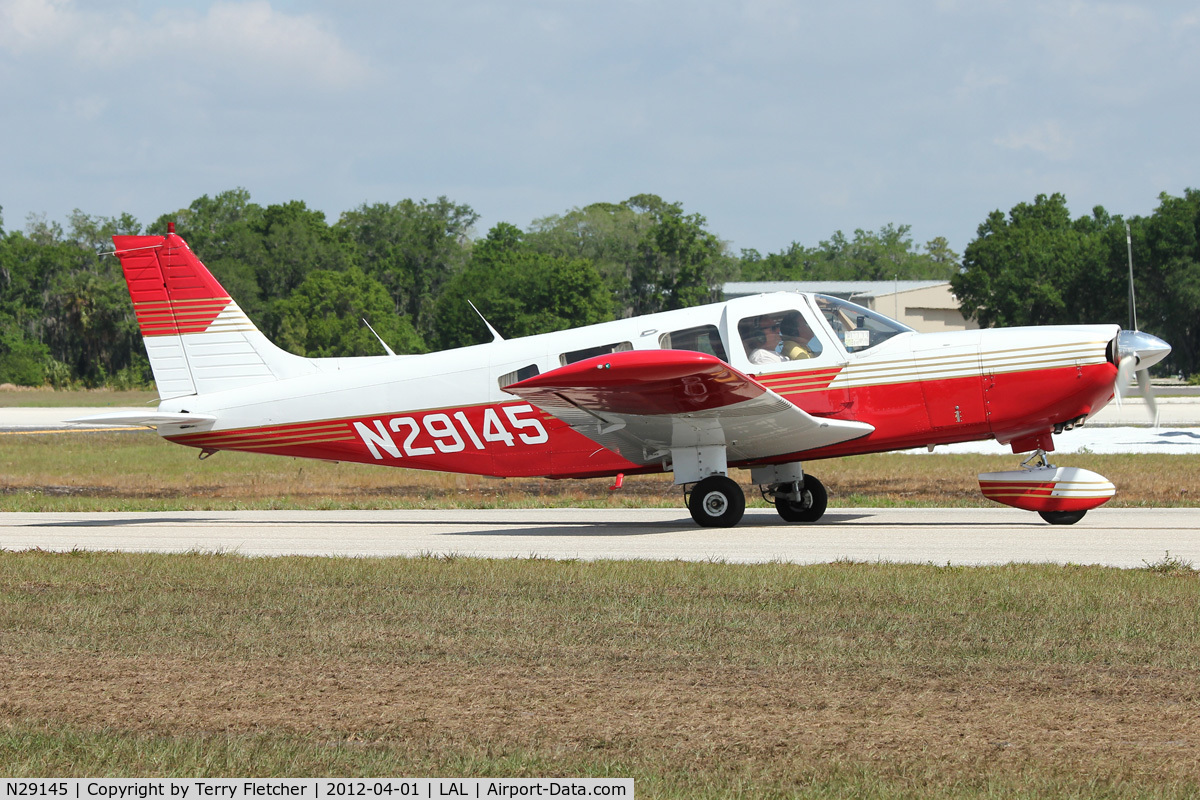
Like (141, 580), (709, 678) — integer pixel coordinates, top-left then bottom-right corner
(780, 312), (816, 360)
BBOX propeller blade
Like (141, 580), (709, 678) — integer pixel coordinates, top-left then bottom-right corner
(1136, 368), (1159, 426)
(1114, 355), (1136, 407)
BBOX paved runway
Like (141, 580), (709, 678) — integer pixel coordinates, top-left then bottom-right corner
(1, 507), (1195, 568)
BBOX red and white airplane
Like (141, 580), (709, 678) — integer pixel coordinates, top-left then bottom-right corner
(76, 225), (1171, 527)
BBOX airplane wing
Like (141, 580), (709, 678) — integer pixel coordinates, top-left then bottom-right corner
(504, 350), (873, 467)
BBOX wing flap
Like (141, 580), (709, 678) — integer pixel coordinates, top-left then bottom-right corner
(506, 350), (872, 465)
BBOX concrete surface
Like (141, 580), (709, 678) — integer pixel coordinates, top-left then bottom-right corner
(2, 507), (1196, 568)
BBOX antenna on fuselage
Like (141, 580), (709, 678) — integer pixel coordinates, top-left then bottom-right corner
(468, 300), (505, 342)
(362, 318), (397, 356)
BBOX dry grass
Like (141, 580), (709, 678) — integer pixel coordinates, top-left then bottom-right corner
(2, 552), (1199, 796)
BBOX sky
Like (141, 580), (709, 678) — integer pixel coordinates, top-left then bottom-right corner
(2, 0), (1198, 257)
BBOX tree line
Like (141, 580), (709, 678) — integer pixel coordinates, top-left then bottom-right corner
(951, 190), (1200, 381)
(1, 187), (1196, 389)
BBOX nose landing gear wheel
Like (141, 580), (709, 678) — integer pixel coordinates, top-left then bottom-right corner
(687, 475), (746, 528)
(774, 475), (827, 523)
(1039, 509), (1087, 525)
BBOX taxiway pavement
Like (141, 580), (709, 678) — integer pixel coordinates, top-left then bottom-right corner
(2, 507), (1196, 568)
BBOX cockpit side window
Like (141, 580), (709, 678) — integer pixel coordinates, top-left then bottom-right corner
(658, 324), (728, 361)
(736, 309), (824, 366)
(814, 294), (913, 354)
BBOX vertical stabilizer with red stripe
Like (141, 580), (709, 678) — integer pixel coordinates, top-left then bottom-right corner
(112, 226), (311, 400)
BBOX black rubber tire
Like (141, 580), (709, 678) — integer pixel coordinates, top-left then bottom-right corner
(688, 475), (746, 528)
(1038, 509), (1087, 525)
(774, 475), (828, 523)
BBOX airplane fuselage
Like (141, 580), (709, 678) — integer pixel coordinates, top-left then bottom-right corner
(153, 292), (1120, 479)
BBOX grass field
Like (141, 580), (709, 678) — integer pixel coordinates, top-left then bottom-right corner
(2, 551), (1199, 797)
(0, 387), (159, 408)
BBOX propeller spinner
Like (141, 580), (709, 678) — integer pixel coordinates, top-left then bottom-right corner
(1114, 329), (1172, 424)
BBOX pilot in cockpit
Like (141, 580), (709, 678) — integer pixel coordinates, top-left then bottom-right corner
(743, 316), (787, 365)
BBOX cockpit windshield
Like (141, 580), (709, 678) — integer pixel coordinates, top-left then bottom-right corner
(814, 294), (914, 354)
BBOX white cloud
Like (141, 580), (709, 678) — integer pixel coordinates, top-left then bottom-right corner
(0, 0), (370, 91)
(160, 1), (371, 90)
(0, 0), (72, 53)
(3, 1), (1197, 257)
(954, 67), (1009, 102)
(60, 94), (107, 121)
(994, 121), (1075, 159)
(1027, 2), (1158, 79)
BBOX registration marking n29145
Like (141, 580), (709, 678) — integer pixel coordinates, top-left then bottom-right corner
(352, 404), (548, 460)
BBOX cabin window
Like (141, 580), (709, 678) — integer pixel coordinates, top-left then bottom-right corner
(559, 341), (632, 366)
(497, 363), (540, 390)
(814, 294), (913, 353)
(737, 309), (825, 365)
(658, 325), (728, 361)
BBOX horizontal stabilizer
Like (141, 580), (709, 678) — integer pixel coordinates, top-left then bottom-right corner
(65, 411), (217, 430)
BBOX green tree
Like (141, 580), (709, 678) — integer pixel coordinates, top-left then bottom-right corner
(39, 270), (141, 386)
(952, 193), (1102, 328)
(432, 223), (612, 349)
(66, 209), (141, 254)
(527, 195), (736, 317)
(150, 188), (262, 256)
(1134, 190), (1200, 376)
(337, 198), (478, 341)
(274, 268), (425, 358)
(739, 225), (959, 282)
(952, 190), (1200, 378)
(0, 315), (50, 385)
(255, 200), (347, 302)
(629, 194), (737, 314)
(526, 201), (653, 316)
(0, 215), (143, 386)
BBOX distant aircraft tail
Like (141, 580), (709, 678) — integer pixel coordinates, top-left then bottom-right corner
(113, 224), (312, 400)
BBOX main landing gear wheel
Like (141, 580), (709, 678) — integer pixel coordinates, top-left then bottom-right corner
(688, 475), (746, 528)
(1039, 509), (1087, 525)
(774, 475), (828, 523)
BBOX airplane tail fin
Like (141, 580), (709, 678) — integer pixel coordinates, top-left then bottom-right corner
(113, 224), (312, 400)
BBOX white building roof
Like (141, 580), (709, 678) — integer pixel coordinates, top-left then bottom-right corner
(723, 280), (949, 299)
